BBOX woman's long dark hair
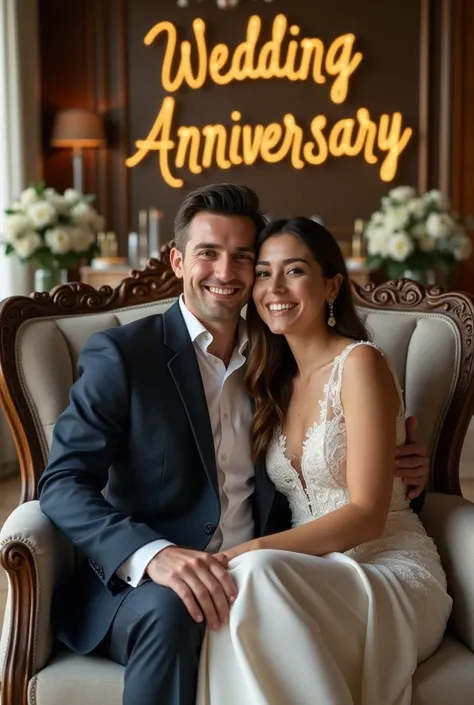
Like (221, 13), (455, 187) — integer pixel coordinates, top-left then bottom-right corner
(246, 217), (370, 464)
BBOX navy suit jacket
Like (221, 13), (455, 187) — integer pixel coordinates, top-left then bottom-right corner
(38, 302), (288, 653)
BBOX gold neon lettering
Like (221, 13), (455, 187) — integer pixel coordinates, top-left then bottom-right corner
(128, 15), (413, 186)
(325, 33), (363, 104)
(144, 19), (207, 92)
(356, 108), (378, 165)
(230, 15), (261, 80)
(201, 125), (232, 169)
(125, 96), (181, 188)
(175, 127), (202, 174)
(242, 124), (265, 164)
(209, 44), (231, 85)
(377, 112), (413, 182)
(128, 102), (413, 186)
(146, 14), (362, 93)
(229, 111), (243, 165)
(303, 115), (328, 165)
(298, 38), (326, 83)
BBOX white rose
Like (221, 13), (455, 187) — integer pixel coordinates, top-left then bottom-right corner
(384, 206), (409, 232)
(27, 200), (57, 229)
(4, 213), (32, 242)
(418, 236), (435, 253)
(452, 236), (473, 261)
(387, 232), (414, 262)
(407, 197), (426, 220)
(426, 212), (455, 239)
(423, 189), (449, 211)
(45, 227), (73, 255)
(14, 231), (42, 259)
(366, 227), (390, 257)
(19, 186), (39, 208)
(369, 210), (385, 227)
(411, 223), (427, 239)
(71, 228), (95, 253)
(43, 188), (68, 214)
(64, 188), (82, 203)
(70, 202), (97, 227)
(388, 186), (416, 204)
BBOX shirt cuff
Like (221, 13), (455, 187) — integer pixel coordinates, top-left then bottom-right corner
(116, 539), (175, 587)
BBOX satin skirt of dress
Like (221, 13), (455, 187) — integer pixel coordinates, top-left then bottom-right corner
(196, 548), (448, 705)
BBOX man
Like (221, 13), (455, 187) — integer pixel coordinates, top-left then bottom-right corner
(39, 183), (429, 705)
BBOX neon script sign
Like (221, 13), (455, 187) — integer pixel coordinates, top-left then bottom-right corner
(126, 14), (413, 188)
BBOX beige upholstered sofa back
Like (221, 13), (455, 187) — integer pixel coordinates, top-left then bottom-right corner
(15, 297), (460, 470)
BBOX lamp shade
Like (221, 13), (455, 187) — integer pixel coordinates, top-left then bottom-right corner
(51, 109), (105, 148)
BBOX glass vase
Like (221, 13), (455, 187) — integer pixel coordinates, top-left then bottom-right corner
(402, 269), (436, 286)
(34, 266), (68, 293)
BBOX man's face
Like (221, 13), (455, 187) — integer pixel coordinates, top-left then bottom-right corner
(170, 212), (257, 325)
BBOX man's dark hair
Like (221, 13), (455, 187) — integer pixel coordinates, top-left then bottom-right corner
(174, 183), (267, 252)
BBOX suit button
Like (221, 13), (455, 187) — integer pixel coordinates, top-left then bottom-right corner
(204, 522), (215, 535)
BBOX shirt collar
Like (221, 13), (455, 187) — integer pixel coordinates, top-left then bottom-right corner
(179, 295), (248, 356)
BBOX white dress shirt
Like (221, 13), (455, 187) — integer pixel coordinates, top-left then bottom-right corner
(116, 296), (255, 587)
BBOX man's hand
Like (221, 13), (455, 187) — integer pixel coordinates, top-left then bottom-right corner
(146, 547), (237, 630)
(396, 416), (429, 500)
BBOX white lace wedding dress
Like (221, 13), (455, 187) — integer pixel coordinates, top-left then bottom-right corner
(197, 342), (452, 705)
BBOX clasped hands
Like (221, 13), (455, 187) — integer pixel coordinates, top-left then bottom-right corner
(146, 415), (428, 630)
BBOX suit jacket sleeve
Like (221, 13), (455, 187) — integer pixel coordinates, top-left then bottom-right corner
(38, 331), (163, 589)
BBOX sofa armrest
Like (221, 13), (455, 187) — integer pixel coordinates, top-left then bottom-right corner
(0, 500), (74, 701)
(421, 492), (474, 652)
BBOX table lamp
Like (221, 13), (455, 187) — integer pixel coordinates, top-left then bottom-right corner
(51, 109), (105, 193)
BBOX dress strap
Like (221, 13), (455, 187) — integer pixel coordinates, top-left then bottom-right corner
(324, 341), (405, 421)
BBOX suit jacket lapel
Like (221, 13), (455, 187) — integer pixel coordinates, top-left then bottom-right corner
(163, 303), (219, 500)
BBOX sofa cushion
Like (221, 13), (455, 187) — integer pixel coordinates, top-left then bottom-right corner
(412, 636), (474, 704)
(28, 636), (474, 705)
(28, 649), (124, 705)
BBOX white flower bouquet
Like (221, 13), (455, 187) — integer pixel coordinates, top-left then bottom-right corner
(365, 186), (472, 282)
(2, 183), (103, 270)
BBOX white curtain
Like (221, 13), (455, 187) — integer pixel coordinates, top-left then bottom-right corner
(0, 0), (40, 475)
(0, 0), (41, 301)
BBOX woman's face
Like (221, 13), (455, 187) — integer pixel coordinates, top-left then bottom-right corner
(252, 233), (341, 336)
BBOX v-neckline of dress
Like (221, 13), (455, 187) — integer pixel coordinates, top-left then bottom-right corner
(278, 341), (360, 509)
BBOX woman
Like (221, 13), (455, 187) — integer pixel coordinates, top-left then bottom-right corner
(197, 217), (452, 705)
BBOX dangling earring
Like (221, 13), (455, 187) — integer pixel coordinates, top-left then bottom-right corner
(327, 299), (336, 327)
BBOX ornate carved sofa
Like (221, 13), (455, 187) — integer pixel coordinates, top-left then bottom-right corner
(1, 257), (474, 705)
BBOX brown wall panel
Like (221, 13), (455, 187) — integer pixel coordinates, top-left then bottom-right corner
(451, 0), (474, 292)
(39, 0), (461, 277)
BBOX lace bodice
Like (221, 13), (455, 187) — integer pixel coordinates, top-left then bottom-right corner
(266, 341), (446, 595)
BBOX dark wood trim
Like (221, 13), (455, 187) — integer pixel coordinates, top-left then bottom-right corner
(418, 0), (431, 192)
(438, 0), (453, 194)
(451, 0), (466, 213)
(449, 0), (474, 293)
(95, 0), (110, 225)
(0, 541), (37, 705)
(353, 278), (474, 494)
(117, 0), (130, 246)
(85, 0), (99, 197)
(0, 252), (182, 503)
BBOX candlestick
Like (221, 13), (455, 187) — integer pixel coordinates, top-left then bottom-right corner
(148, 207), (159, 259)
(138, 208), (148, 266)
(128, 232), (139, 267)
